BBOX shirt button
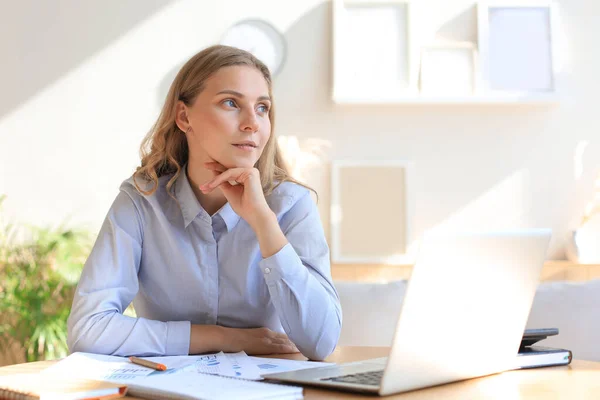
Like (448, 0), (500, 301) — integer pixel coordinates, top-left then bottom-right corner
(264, 267), (271, 274)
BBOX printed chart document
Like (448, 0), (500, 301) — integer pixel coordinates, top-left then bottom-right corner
(250, 356), (333, 375)
(183, 351), (263, 380)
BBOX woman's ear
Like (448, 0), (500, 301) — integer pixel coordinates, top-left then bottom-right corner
(174, 101), (190, 132)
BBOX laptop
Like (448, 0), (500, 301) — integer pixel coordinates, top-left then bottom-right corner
(263, 229), (551, 396)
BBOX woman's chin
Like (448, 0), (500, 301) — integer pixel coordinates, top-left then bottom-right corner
(219, 157), (257, 170)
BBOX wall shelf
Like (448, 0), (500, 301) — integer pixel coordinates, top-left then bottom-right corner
(332, 0), (560, 106)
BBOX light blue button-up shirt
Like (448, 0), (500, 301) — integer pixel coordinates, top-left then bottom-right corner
(67, 167), (342, 361)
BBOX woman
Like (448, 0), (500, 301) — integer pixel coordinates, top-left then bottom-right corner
(67, 45), (342, 361)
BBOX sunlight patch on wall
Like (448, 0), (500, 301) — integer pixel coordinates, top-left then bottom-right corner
(432, 169), (534, 232)
(277, 135), (331, 182)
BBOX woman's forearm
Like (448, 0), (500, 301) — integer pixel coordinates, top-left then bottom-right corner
(190, 325), (298, 355)
(189, 324), (227, 354)
(250, 210), (289, 259)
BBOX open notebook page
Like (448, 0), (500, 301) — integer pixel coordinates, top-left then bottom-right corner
(126, 371), (302, 400)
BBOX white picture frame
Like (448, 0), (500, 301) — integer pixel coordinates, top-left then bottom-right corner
(330, 160), (414, 264)
(419, 42), (477, 95)
(332, 0), (418, 102)
(477, 1), (558, 93)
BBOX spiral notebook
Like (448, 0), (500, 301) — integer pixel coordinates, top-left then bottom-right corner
(0, 373), (127, 400)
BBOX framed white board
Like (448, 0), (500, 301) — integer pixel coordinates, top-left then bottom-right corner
(333, 0), (417, 101)
(478, 2), (557, 92)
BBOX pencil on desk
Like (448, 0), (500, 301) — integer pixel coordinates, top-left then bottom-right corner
(129, 356), (167, 371)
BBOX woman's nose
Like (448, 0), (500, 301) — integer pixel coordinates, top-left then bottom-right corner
(240, 110), (259, 132)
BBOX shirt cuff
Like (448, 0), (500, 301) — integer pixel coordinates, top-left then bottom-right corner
(259, 243), (303, 284)
(165, 320), (191, 355)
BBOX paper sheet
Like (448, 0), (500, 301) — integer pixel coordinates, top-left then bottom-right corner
(185, 351), (263, 380)
(143, 355), (206, 371)
(250, 356), (334, 375)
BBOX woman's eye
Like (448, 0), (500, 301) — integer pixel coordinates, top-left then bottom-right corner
(257, 104), (269, 113)
(223, 99), (236, 107)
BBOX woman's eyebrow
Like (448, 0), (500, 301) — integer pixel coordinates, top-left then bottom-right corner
(216, 89), (270, 102)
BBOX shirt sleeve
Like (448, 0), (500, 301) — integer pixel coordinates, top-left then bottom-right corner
(66, 190), (191, 357)
(259, 190), (342, 361)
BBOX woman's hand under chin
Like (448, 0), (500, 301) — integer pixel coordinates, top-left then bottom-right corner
(199, 161), (273, 229)
(200, 160), (289, 258)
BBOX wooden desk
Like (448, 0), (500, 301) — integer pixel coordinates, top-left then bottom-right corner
(1, 346), (599, 399)
(332, 260), (600, 282)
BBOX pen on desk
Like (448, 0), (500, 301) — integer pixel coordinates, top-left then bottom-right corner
(129, 356), (167, 371)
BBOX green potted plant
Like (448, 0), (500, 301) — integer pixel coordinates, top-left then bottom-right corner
(0, 195), (92, 363)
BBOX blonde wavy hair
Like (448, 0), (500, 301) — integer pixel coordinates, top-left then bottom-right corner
(133, 45), (313, 199)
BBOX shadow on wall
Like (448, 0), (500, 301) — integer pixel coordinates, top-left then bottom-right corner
(274, 2), (335, 117)
(0, 0), (178, 121)
(273, 2), (335, 238)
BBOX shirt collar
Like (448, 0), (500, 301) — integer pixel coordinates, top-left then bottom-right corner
(175, 165), (241, 231)
(175, 165), (208, 228)
(216, 202), (241, 232)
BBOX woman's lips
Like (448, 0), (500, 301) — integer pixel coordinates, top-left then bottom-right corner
(232, 144), (256, 151)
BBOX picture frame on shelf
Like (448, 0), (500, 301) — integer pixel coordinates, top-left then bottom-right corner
(330, 161), (414, 264)
(332, 0), (418, 103)
(477, 1), (558, 94)
(419, 42), (478, 96)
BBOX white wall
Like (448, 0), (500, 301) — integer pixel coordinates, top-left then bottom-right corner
(1, 0), (599, 259)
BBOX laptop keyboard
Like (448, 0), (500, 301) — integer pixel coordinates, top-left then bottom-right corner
(321, 369), (384, 386)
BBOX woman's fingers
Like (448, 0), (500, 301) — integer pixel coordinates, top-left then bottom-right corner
(264, 338), (297, 354)
(240, 328), (299, 355)
(200, 168), (257, 193)
(200, 169), (241, 192)
(270, 335), (299, 353)
(275, 343), (298, 354)
(277, 341), (299, 353)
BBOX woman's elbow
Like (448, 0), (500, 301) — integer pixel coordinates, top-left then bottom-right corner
(68, 329), (119, 355)
(67, 329), (90, 354)
(302, 334), (339, 361)
(303, 320), (342, 361)
(67, 315), (84, 353)
(68, 325), (101, 354)
(67, 314), (114, 355)
(67, 336), (89, 354)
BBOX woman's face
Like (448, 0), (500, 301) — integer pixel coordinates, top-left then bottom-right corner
(183, 65), (272, 169)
